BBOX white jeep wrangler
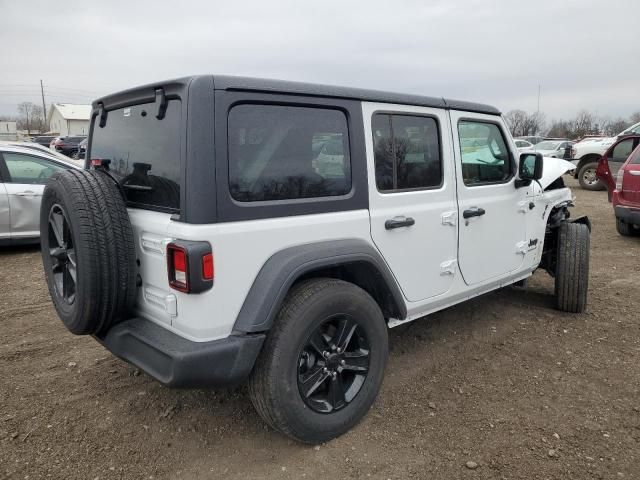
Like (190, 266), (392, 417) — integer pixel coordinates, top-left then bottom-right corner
(40, 75), (590, 444)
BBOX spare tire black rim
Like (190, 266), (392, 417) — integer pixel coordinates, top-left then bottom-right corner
(297, 314), (370, 413)
(48, 204), (76, 304)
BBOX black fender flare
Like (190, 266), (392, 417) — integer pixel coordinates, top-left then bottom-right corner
(232, 239), (407, 333)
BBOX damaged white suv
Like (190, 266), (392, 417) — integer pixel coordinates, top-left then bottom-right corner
(40, 75), (590, 444)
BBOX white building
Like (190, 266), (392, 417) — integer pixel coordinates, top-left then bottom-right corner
(0, 121), (18, 141)
(48, 103), (91, 136)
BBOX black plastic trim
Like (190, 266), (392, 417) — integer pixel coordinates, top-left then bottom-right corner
(233, 239), (407, 333)
(214, 90), (368, 222)
(98, 317), (265, 388)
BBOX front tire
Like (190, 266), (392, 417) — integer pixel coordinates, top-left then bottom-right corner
(578, 161), (605, 191)
(248, 278), (388, 444)
(555, 223), (590, 313)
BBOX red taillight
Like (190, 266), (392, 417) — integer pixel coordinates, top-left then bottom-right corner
(167, 241), (213, 293)
(167, 243), (189, 292)
(202, 253), (214, 280)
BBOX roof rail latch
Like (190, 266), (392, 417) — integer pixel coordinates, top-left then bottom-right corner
(97, 103), (108, 128)
(155, 88), (167, 120)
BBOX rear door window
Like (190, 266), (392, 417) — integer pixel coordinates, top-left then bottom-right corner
(372, 113), (442, 192)
(90, 100), (182, 212)
(228, 104), (351, 202)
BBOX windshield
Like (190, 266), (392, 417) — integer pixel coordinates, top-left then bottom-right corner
(620, 122), (640, 135)
(535, 141), (560, 150)
(90, 100), (182, 213)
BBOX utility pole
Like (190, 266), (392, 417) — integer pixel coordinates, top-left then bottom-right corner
(40, 79), (47, 132)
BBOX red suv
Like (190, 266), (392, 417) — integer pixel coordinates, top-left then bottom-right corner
(596, 134), (640, 236)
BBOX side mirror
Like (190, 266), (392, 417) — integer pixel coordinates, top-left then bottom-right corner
(517, 152), (543, 187)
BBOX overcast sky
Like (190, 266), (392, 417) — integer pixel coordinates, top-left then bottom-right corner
(1, 0), (638, 121)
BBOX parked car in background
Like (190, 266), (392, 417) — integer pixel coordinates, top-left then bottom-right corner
(1, 141), (83, 167)
(49, 135), (87, 157)
(32, 135), (57, 147)
(514, 139), (534, 151)
(0, 144), (81, 245)
(597, 139), (640, 236)
(74, 138), (87, 159)
(534, 140), (572, 158)
(515, 135), (544, 145)
(571, 122), (640, 190)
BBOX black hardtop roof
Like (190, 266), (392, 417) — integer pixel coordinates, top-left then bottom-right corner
(94, 75), (501, 116)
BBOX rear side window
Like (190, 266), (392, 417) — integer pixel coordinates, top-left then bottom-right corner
(458, 121), (512, 185)
(610, 138), (635, 162)
(372, 113), (442, 192)
(629, 146), (640, 165)
(2, 152), (67, 184)
(90, 100), (182, 212)
(228, 105), (351, 202)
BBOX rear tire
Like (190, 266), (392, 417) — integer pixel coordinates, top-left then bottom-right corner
(554, 223), (590, 313)
(616, 217), (635, 237)
(248, 278), (388, 444)
(578, 161), (605, 191)
(40, 169), (137, 335)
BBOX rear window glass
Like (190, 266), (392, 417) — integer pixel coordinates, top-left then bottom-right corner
(90, 100), (181, 212)
(228, 104), (351, 202)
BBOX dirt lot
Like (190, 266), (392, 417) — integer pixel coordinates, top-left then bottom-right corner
(1, 177), (639, 480)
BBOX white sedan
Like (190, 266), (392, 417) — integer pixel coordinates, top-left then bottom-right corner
(534, 140), (573, 158)
(0, 143), (82, 245)
(514, 139), (535, 152)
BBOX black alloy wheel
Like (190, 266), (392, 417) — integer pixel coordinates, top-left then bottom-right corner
(48, 204), (77, 304)
(297, 314), (370, 413)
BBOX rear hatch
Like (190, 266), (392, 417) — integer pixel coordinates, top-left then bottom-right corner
(89, 94), (183, 326)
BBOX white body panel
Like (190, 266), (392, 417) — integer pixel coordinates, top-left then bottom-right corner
(126, 106), (575, 343)
(539, 158), (575, 189)
(449, 110), (527, 285)
(131, 209), (372, 342)
(363, 102), (457, 302)
(0, 183), (10, 240)
(4, 183), (44, 238)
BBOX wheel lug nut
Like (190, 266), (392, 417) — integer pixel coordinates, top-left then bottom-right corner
(336, 348), (342, 354)
(340, 359), (346, 366)
(331, 344), (337, 351)
(323, 351), (330, 358)
(332, 371), (337, 378)
(322, 367), (328, 373)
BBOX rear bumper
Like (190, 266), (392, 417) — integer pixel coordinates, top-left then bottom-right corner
(615, 205), (640, 225)
(97, 317), (265, 388)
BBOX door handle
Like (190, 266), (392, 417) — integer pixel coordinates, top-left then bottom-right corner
(16, 191), (36, 196)
(385, 216), (415, 230)
(462, 207), (486, 219)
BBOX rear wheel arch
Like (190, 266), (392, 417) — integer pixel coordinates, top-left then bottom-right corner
(232, 240), (407, 334)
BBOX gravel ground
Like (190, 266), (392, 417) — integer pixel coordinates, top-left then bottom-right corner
(1, 177), (639, 480)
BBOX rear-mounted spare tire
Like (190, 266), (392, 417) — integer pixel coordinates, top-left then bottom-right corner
(40, 169), (137, 335)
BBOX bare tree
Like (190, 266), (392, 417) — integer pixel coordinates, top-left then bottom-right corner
(572, 110), (596, 138)
(603, 118), (629, 136)
(16, 102), (46, 134)
(504, 110), (528, 137)
(630, 111), (640, 124)
(546, 120), (572, 139)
